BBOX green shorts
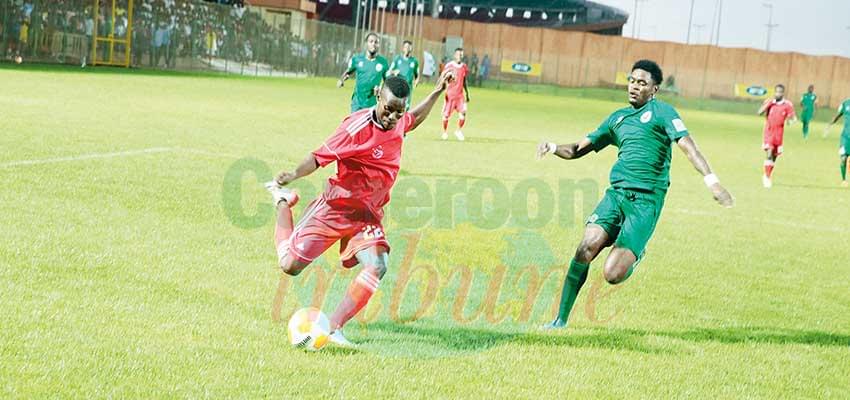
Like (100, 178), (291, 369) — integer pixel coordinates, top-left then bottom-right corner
(587, 187), (666, 258)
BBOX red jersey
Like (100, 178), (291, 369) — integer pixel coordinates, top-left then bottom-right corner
(764, 99), (796, 134)
(312, 108), (415, 220)
(444, 61), (468, 100)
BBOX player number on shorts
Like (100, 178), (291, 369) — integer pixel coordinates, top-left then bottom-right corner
(362, 225), (384, 240)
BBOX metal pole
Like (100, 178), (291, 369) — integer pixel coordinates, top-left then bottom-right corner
(354, 0), (362, 48)
(686, 0), (695, 44)
(763, 3), (777, 51)
(631, 0), (637, 38)
(715, 0), (723, 46)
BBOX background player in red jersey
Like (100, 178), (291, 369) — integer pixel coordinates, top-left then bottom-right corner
(758, 84), (797, 188)
(265, 71), (453, 347)
(441, 48), (471, 141)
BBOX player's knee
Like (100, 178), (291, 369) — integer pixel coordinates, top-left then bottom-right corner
(279, 258), (306, 276)
(574, 242), (600, 264)
(603, 264), (628, 285)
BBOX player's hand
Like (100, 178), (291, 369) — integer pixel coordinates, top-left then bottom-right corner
(536, 141), (555, 160)
(435, 69), (454, 91)
(710, 183), (734, 208)
(275, 171), (297, 186)
(336, 79), (344, 88)
(466, 96), (471, 103)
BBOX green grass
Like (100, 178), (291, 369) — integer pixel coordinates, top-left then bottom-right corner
(1, 66), (849, 398)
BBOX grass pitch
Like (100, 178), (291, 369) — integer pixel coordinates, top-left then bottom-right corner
(1, 65), (849, 398)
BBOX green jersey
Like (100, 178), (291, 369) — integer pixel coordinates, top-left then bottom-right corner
(346, 53), (390, 111)
(801, 92), (817, 111)
(390, 55), (420, 87)
(587, 98), (689, 193)
(839, 99), (850, 137)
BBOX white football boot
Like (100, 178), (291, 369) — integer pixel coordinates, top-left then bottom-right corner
(264, 181), (299, 207)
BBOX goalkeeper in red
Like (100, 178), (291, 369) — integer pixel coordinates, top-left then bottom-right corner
(265, 71), (454, 346)
(537, 60), (734, 329)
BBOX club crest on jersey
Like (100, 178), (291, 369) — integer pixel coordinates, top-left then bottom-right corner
(358, 61), (364, 68)
(640, 111), (652, 123)
(410, 62), (415, 69)
(376, 64), (384, 72)
(372, 145), (384, 159)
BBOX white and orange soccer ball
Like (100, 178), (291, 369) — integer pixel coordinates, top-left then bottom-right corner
(287, 307), (330, 351)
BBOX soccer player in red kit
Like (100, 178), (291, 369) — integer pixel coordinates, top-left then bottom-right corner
(758, 84), (797, 188)
(265, 71), (453, 347)
(441, 48), (471, 141)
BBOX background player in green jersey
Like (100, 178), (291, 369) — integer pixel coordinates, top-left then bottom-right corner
(389, 40), (420, 108)
(826, 98), (850, 187)
(800, 84), (818, 139)
(337, 33), (390, 112)
(537, 60), (735, 329)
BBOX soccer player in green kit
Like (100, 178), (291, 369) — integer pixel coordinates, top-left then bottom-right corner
(389, 40), (420, 108)
(338, 33), (390, 112)
(800, 84), (818, 139)
(537, 60), (735, 329)
(826, 97), (850, 187)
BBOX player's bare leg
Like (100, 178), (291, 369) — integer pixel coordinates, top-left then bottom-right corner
(328, 245), (389, 346)
(266, 182), (308, 276)
(441, 118), (450, 140)
(455, 112), (466, 141)
(543, 224), (610, 329)
(602, 247), (638, 284)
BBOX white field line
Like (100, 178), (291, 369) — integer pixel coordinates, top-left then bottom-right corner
(0, 147), (238, 168)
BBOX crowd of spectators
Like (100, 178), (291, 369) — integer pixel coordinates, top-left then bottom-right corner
(0, 0), (349, 75)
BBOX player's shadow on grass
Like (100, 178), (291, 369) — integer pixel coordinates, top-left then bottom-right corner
(772, 182), (848, 191)
(365, 322), (677, 355)
(573, 326), (850, 348)
(364, 323), (849, 356)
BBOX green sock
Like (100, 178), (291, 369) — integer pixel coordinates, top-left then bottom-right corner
(802, 120), (810, 137)
(841, 157), (847, 181)
(555, 259), (590, 323)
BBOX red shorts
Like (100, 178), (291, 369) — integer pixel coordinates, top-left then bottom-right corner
(763, 128), (784, 154)
(442, 96), (467, 119)
(283, 197), (389, 268)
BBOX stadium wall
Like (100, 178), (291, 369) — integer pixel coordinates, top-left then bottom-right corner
(378, 12), (850, 108)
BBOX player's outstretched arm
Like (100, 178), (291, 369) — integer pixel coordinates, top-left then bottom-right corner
(408, 69), (453, 131)
(275, 154), (319, 186)
(536, 139), (593, 161)
(676, 136), (734, 208)
(825, 110), (844, 137)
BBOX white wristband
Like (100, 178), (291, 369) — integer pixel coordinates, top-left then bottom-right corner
(703, 173), (719, 187)
(546, 142), (557, 154)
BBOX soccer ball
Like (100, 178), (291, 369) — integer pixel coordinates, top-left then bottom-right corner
(14, 55), (22, 64)
(287, 307), (330, 351)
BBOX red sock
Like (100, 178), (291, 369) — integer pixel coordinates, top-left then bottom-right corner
(442, 119), (449, 132)
(274, 206), (293, 263)
(330, 267), (381, 330)
(458, 118), (465, 129)
(764, 160), (775, 178)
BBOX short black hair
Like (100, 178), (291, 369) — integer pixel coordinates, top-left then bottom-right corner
(365, 32), (378, 41)
(455, 47), (463, 52)
(775, 84), (785, 90)
(384, 76), (411, 99)
(403, 40), (413, 46)
(631, 59), (663, 86)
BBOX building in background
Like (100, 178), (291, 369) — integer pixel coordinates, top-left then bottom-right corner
(316, 0), (627, 36)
